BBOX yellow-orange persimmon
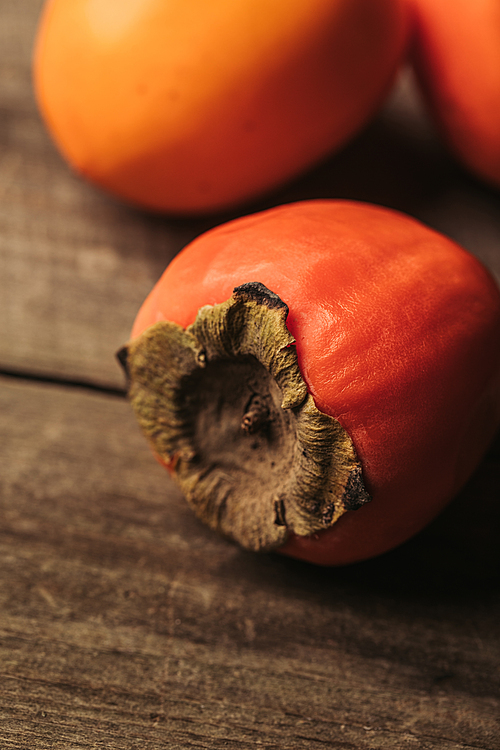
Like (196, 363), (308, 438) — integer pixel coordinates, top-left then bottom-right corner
(33, 0), (409, 215)
(411, 0), (500, 188)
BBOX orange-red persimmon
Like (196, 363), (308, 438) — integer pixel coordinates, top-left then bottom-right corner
(121, 200), (500, 565)
(410, 0), (500, 188)
(33, 0), (409, 215)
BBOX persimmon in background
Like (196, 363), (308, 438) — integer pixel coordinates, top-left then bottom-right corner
(33, 0), (409, 215)
(411, 0), (500, 188)
(121, 200), (500, 565)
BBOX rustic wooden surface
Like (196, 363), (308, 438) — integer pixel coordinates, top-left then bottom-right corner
(1, 2), (500, 748)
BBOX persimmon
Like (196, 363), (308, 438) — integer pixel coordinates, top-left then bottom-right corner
(119, 200), (500, 565)
(33, 0), (409, 215)
(410, 0), (500, 188)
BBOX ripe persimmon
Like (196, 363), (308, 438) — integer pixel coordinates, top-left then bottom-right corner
(119, 200), (500, 565)
(411, 0), (500, 188)
(33, 0), (409, 214)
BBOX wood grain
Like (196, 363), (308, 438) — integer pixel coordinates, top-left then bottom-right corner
(1, 376), (499, 748)
(0, 0), (211, 388)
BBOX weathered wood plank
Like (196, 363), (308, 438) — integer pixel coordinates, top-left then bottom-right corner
(0, 88), (208, 389)
(0, 3), (211, 388)
(1, 375), (499, 748)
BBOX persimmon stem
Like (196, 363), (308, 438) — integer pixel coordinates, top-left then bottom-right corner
(241, 395), (270, 434)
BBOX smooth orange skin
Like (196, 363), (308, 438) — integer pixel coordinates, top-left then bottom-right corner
(33, 0), (409, 215)
(411, 0), (500, 188)
(131, 200), (500, 565)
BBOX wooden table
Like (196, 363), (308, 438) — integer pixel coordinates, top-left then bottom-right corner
(2, 2), (500, 748)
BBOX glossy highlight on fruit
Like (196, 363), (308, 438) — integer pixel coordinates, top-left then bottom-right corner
(121, 200), (500, 565)
(33, 0), (409, 215)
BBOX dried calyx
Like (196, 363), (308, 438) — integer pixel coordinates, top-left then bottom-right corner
(118, 282), (370, 552)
